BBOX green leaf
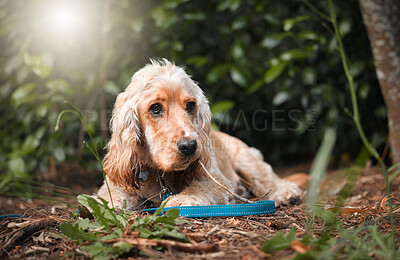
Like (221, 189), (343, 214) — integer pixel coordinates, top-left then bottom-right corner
(165, 208), (180, 219)
(53, 145), (66, 162)
(11, 83), (35, 105)
(261, 32), (292, 49)
(0, 175), (12, 192)
(211, 100), (234, 115)
(160, 226), (188, 241)
(112, 241), (133, 255)
(388, 161), (400, 173)
(246, 79), (264, 95)
(217, 0), (241, 11)
(264, 13), (281, 26)
(104, 81), (120, 95)
(206, 65), (226, 84)
(280, 49), (305, 61)
(389, 169), (400, 183)
(24, 52), (53, 78)
(32, 65), (52, 79)
(77, 194), (127, 230)
(302, 67), (317, 85)
(264, 61), (287, 83)
(22, 134), (40, 152)
(8, 158), (25, 176)
(283, 15), (310, 32)
(59, 222), (99, 244)
(358, 84), (370, 100)
(230, 67), (247, 87)
(262, 228), (296, 254)
(23, 52), (42, 66)
(339, 18), (352, 36)
(47, 80), (73, 94)
(298, 30), (318, 41)
(307, 128), (337, 210)
(77, 218), (103, 231)
(349, 61), (365, 77)
(80, 241), (114, 259)
(231, 16), (247, 30)
(273, 91), (290, 106)
(312, 207), (339, 225)
(187, 56), (208, 68)
(183, 11), (206, 21)
(231, 42), (245, 61)
(100, 229), (123, 241)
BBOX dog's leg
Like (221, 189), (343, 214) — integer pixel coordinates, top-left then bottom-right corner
(165, 154), (233, 207)
(215, 131), (303, 206)
(97, 179), (138, 210)
(233, 146), (302, 205)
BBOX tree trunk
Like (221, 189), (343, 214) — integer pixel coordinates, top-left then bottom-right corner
(359, 0), (400, 165)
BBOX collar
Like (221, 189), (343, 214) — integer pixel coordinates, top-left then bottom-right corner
(137, 167), (173, 201)
(157, 172), (173, 201)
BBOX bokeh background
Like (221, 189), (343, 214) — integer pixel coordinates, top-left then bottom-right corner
(0, 0), (388, 196)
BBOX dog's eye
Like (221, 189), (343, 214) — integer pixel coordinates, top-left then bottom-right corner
(149, 103), (163, 116)
(186, 102), (195, 114)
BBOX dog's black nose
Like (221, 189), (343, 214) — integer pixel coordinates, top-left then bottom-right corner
(177, 139), (197, 156)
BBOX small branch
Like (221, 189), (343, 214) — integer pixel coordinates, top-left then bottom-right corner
(199, 161), (255, 204)
(0, 220), (57, 258)
(303, 0), (331, 21)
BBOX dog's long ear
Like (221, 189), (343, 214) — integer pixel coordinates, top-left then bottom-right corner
(103, 91), (141, 190)
(195, 86), (213, 169)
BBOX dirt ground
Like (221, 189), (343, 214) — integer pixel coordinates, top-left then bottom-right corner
(0, 163), (399, 259)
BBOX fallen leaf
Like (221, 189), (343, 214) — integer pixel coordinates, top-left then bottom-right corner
(291, 240), (311, 254)
(327, 207), (366, 216)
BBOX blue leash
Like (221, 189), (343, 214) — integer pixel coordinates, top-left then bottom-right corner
(142, 200), (276, 217)
(0, 214), (27, 222)
(1, 201), (275, 220)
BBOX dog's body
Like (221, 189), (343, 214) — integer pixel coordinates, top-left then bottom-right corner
(97, 59), (303, 210)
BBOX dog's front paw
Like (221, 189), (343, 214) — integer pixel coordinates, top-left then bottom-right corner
(268, 180), (303, 206)
(165, 194), (209, 207)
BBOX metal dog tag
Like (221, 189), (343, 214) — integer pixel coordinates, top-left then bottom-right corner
(138, 170), (149, 182)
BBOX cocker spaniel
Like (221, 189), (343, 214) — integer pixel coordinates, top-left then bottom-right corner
(97, 59), (306, 210)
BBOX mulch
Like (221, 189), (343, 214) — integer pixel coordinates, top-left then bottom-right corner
(0, 164), (399, 259)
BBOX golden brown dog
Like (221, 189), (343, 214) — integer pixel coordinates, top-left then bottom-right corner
(97, 59), (304, 209)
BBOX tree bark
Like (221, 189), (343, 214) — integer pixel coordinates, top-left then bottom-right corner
(359, 0), (400, 165)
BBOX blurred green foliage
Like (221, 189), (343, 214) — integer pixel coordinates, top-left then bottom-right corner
(0, 0), (388, 193)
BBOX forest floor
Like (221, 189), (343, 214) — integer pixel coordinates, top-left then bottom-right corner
(0, 163), (399, 259)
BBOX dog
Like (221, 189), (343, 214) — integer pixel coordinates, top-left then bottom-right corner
(97, 59), (306, 210)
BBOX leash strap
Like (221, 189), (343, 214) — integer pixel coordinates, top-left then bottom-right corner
(2, 201), (275, 220)
(141, 200), (276, 217)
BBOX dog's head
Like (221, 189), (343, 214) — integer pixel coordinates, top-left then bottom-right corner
(103, 59), (212, 189)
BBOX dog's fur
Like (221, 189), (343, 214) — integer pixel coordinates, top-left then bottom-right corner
(97, 59), (303, 209)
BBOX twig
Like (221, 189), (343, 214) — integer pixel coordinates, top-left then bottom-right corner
(199, 161), (255, 204)
(251, 190), (271, 201)
(206, 226), (220, 237)
(104, 238), (217, 253)
(0, 220), (57, 258)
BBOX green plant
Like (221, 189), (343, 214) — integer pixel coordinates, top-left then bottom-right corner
(59, 195), (187, 259)
(55, 102), (115, 208)
(262, 1), (398, 258)
(321, 0), (395, 246)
